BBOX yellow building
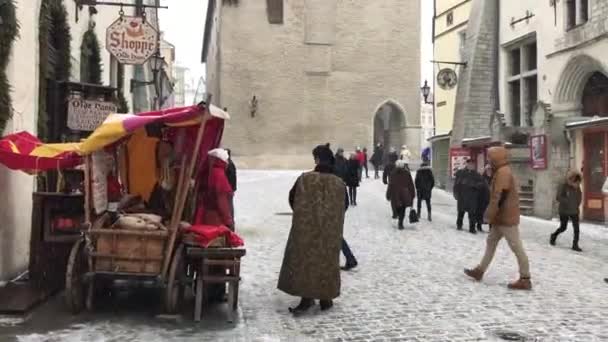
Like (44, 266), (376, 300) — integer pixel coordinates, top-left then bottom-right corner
(433, 0), (472, 135)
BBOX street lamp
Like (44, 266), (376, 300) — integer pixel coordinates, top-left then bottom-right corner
(421, 80), (433, 105)
(421, 80), (436, 137)
(130, 52), (166, 109)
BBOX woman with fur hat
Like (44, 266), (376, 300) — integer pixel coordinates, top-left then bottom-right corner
(550, 170), (583, 252)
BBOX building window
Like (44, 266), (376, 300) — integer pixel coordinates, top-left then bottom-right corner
(458, 31), (467, 61)
(566, 0), (589, 30)
(446, 12), (454, 26)
(580, 0), (589, 23)
(267, 0), (284, 24)
(507, 39), (538, 127)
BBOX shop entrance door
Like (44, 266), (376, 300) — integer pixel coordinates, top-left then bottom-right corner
(583, 131), (607, 221)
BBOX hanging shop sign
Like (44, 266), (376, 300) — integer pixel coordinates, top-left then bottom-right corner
(106, 16), (159, 65)
(67, 96), (116, 131)
(530, 134), (548, 170)
(437, 68), (458, 90)
(449, 147), (471, 178)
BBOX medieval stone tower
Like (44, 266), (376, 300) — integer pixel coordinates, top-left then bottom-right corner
(203, 0), (421, 169)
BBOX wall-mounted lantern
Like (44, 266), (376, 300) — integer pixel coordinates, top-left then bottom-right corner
(250, 95), (258, 118)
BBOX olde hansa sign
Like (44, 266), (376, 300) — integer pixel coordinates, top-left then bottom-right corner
(67, 97), (117, 132)
(106, 16), (159, 65)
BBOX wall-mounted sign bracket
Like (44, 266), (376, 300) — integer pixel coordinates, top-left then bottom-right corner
(511, 10), (535, 28)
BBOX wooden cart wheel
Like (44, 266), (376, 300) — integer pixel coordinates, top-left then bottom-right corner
(164, 243), (185, 314)
(65, 238), (89, 314)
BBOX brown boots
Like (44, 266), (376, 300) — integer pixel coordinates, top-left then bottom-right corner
(464, 268), (532, 290)
(508, 277), (532, 290)
(464, 268), (484, 281)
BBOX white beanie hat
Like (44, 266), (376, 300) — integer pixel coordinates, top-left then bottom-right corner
(208, 148), (229, 162)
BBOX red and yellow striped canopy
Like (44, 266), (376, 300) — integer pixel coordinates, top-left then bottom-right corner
(0, 105), (229, 173)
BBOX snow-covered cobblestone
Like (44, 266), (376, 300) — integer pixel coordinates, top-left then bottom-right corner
(2, 170), (607, 341)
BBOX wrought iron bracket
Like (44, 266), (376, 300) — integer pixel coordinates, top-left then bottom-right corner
(511, 10), (535, 28)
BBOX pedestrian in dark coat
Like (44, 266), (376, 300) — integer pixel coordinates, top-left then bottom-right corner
(415, 161), (435, 221)
(370, 143), (384, 179)
(345, 154), (361, 206)
(334, 148), (348, 182)
(363, 148), (369, 179)
(387, 160), (416, 229)
(550, 170), (583, 252)
(453, 159), (486, 234)
(383, 149), (400, 218)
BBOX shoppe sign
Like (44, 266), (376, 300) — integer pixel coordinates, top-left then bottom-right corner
(106, 16), (159, 65)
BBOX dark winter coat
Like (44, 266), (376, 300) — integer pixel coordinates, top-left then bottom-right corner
(556, 171), (583, 216)
(382, 152), (399, 184)
(454, 168), (487, 213)
(344, 159), (360, 187)
(226, 159), (237, 192)
(370, 147), (383, 167)
(386, 167), (416, 208)
(334, 155), (348, 182)
(415, 164), (435, 200)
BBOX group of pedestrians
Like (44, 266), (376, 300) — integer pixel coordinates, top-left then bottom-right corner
(277, 137), (608, 317)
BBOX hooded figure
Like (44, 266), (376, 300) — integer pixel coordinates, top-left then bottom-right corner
(386, 160), (416, 229)
(279, 143), (346, 314)
(464, 146), (532, 291)
(400, 145), (412, 164)
(415, 161), (435, 221)
(550, 170), (583, 252)
(196, 148), (234, 230)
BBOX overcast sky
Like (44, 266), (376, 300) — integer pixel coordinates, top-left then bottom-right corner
(161, 0), (434, 91)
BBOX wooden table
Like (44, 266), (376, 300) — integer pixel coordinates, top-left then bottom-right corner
(186, 246), (246, 322)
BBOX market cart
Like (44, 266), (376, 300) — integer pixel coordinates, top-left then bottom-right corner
(60, 103), (229, 314)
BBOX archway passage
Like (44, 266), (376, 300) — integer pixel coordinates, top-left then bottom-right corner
(373, 101), (406, 156)
(582, 72), (608, 117)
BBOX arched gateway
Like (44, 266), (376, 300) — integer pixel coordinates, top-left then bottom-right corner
(372, 100), (407, 154)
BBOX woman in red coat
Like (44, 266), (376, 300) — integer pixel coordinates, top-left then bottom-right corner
(197, 148), (234, 231)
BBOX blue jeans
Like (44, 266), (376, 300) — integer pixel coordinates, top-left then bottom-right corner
(341, 239), (357, 265)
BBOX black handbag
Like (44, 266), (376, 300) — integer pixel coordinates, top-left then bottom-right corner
(409, 209), (419, 223)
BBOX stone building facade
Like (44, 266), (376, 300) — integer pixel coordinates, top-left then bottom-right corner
(202, 0), (421, 169)
(442, 0), (608, 220)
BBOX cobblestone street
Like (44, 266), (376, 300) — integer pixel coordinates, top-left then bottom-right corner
(2, 170), (608, 341)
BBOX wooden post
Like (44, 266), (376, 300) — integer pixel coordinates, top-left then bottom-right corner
(161, 110), (210, 280)
(84, 155), (92, 225)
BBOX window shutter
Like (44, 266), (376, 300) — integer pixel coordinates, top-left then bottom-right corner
(267, 0), (284, 24)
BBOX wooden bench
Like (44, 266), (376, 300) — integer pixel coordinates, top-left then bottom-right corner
(185, 246), (246, 322)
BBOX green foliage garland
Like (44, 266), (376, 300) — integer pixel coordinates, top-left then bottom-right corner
(0, 0), (20, 134)
(116, 62), (129, 113)
(38, 0), (72, 141)
(80, 22), (102, 85)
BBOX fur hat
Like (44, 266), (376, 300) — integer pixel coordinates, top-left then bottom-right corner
(208, 148), (229, 162)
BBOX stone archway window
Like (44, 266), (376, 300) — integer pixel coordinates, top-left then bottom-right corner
(582, 72), (608, 117)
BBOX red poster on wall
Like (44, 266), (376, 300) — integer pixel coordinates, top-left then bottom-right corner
(530, 134), (548, 170)
(449, 147), (471, 178)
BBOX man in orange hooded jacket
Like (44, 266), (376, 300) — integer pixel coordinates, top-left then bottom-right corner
(464, 146), (532, 290)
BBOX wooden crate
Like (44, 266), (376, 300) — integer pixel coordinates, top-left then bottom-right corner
(91, 229), (168, 275)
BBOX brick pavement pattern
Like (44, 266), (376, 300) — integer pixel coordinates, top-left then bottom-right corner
(2, 170), (607, 341)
